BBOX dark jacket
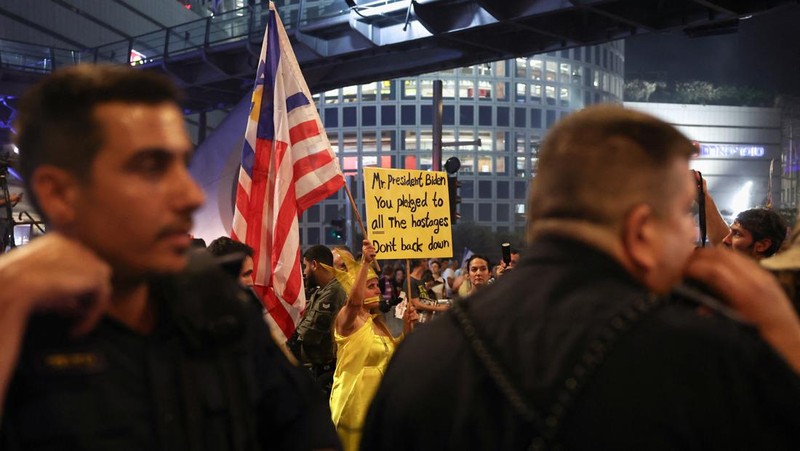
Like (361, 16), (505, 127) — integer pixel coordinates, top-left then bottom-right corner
(1, 251), (340, 451)
(362, 235), (800, 450)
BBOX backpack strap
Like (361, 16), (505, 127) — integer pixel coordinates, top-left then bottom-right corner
(451, 293), (666, 450)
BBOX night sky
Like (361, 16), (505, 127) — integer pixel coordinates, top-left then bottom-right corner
(625, 4), (800, 96)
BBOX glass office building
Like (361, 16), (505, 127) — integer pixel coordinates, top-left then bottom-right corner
(298, 41), (625, 247)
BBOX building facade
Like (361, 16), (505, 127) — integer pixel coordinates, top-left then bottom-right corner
(625, 102), (783, 224)
(300, 41), (625, 248)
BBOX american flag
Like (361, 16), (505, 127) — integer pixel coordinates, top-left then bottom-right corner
(232, 2), (344, 341)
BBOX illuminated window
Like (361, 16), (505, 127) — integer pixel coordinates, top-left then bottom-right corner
(496, 132), (507, 152)
(515, 133), (526, 153)
(403, 130), (417, 151)
(531, 60), (542, 81)
(419, 131), (433, 151)
(560, 63), (571, 83)
(494, 61), (507, 77)
(420, 79), (435, 98)
(545, 85), (556, 105)
(403, 80), (417, 98)
(460, 156), (474, 174)
(362, 132), (377, 152)
(328, 132), (339, 154)
(516, 58), (527, 77)
(460, 80), (475, 99)
(443, 80), (457, 98)
(545, 61), (557, 81)
(324, 89), (339, 104)
(478, 80), (493, 100)
(361, 156), (378, 168)
(495, 82), (507, 101)
(560, 87), (570, 106)
(516, 156), (526, 177)
(496, 157), (507, 175)
(380, 81), (394, 100)
(531, 84), (542, 103)
(342, 132), (357, 153)
(516, 83), (527, 102)
(361, 83), (377, 102)
(380, 131), (395, 152)
(342, 86), (357, 103)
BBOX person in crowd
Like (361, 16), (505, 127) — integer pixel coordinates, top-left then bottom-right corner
(495, 246), (520, 278)
(721, 208), (787, 259)
(407, 259), (448, 318)
(0, 64), (339, 449)
(332, 245), (354, 271)
(207, 235), (255, 288)
(441, 258), (458, 292)
(389, 266), (406, 300)
(454, 254), (492, 299)
(0, 192), (23, 252)
(762, 223), (800, 313)
(428, 259), (449, 299)
(378, 264), (394, 302)
(330, 240), (417, 451)
(287, 245), (347, 393)
(362, 105), (800, 449)
(698, 173), (787, 259)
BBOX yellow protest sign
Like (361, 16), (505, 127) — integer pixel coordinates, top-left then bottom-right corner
(364, 167), (453, 259)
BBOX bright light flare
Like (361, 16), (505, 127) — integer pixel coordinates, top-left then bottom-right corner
(731, 180), (753, 217)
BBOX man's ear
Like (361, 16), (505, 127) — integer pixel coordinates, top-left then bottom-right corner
(754, 238), (772, 256)
(30, 166), (81, 228)
(621, 203), (659, 272)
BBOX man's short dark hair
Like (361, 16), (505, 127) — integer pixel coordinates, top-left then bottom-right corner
(207, 236), (253, 258)
(409, 259), (426, 270)
(735, 208), (787, 257)
(304, 245), (334, 267)
(14, 64), (182, 215)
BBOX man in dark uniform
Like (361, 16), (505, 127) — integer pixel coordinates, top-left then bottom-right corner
(0, 64), (339, 450)
(362, 105), (800, 449)
(289, 245), (347, 391)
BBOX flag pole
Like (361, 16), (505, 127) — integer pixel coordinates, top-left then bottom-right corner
(344, 182), (381, 273)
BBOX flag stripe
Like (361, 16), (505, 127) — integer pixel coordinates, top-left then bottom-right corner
(294, 149), (337, 182)
(289, 119), (320, 146)
(286, 92), (310, 113)
(297, 176), (345, 212)
(232, 2), (344, 340)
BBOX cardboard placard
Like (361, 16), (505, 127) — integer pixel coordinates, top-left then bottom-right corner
(364, 167), (453, 259)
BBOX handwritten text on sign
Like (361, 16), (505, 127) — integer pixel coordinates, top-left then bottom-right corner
(364, 167), (453, 259)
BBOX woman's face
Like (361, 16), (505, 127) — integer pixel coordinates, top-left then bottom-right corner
(364, 277), (382, 311)
(394, 269), (405, 282)
(366, 277), (381, 297)
(469, 258), (490, 288)
(430, 261), (440, 274)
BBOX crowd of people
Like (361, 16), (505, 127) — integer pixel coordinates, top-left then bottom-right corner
(1, 63), (800, 450)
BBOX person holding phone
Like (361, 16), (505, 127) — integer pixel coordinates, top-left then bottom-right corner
(495, 243), (520, 278)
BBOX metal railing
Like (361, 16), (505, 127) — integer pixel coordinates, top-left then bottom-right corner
(0, 0), (402, 74)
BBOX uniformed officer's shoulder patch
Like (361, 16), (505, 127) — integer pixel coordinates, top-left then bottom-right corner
(38, 350), (107, 374)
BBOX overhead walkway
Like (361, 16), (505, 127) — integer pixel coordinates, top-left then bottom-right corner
(0, 0), (795, 114)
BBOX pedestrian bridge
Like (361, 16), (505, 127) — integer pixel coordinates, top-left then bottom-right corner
(0, 0), (792, 114)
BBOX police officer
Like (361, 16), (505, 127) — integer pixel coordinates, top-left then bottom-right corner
(0, 64), (339, 450)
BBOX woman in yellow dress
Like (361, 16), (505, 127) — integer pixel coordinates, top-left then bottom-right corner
(329, 240), (417, 451)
